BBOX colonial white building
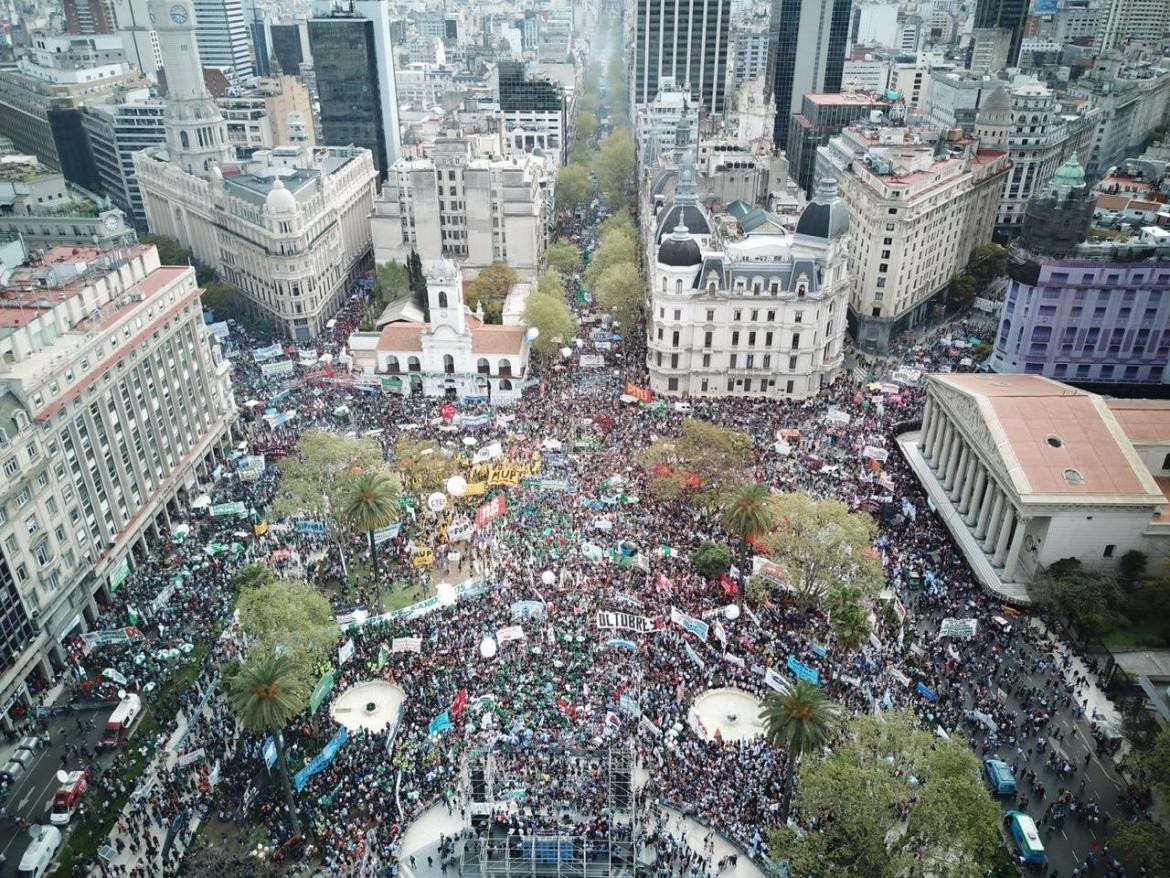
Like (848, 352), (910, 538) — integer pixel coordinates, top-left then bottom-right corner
(644, 153), (849, 398)
(900, 374), (1170, 603)
(371, 135), (551, 281)
(347, 260), (531, 404)
(134, 0), (376, 341)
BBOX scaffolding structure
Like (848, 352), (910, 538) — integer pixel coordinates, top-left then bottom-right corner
(459, 745), (637, 878)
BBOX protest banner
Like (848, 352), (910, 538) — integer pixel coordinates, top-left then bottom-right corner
(177, 748), (205, 767)
(623, 382), (652, 403)
(293, 726), (348, 791)
(391, 636), (422, 653)
(496, 625), (526, 645)
(596, 610), (657, 633)
(939, 618), (978, 639)
(861, 445), (889, 463)
(338, 639), (355, 666)
(295, 519), (328, 535)
(787, 655), (820, 684)
(669, 606), (709, 641)
(475, 496), (507, 528)
(411, 546), (434, 568)
(209, 501), (248, 517)
(510, 601), (546, 621)
(309, 670), (335, 715)
(684, 643), (706, 669)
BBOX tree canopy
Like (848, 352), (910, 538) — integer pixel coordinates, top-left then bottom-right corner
(545, 241), (580, 276)
(592, 128), (636, 207)
(593, 262), (643, 331)
(753, 493), (884, 605)
(393, 435), (462, 495)
(465, 262), (518, 324)
(1030, 558), (1120, 637)
(691, 540), (731, 580)
(585, 226), (636, 289)
(236, 576), (338, 671)
(373, 260), (410, 305)
(555, 164), (590, 211)
(771, 712), (1001, 878)
(536, 269), (567, 300)
(638, 419), (753, 505)
(523, 291), (578, 359)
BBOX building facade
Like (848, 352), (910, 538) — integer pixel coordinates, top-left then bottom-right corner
(80, 93), (166, 229)
(0, 242), (234, 723)
(990, 156), (1170, 386)
(497, 62), (566, 167)
(904, 374), (1170, 602)
(308, 0), (402, 179)
(193, 0), (255, 82)
(216, 75), (316, 154)
(630, 0), (731, 115)
(821, 125), (1009, 352)
(347, 259), (531, 404)
(787, 91), (894, 197)
(371, 136), (551, 282)
(769, 0), (852, 150)
(972, 0), (1027, 67)
(644, 155), (849, 399)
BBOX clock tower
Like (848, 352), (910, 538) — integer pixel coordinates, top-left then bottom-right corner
(149, 0), (232, 176)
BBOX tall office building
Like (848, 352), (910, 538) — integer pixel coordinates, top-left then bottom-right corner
(108, 0), (162, 78)
(269, 22), (310, 76)
(63, 0), (113, 34)
(769, 0), (852, 150)
(1098, 0), (1170, 51)
(972, 0), (1027, 68)
(631, 0), (731, 114)
(308, 0), (401, 179)
(193, 0), (255, 82)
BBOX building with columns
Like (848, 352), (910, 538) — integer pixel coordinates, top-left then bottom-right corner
(0, 242), (235, 723)
(899, 373), (1170, 603)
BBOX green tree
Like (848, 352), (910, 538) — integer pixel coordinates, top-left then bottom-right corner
(141, 233), (192, 267)
(227, 652), (310, 837)
(1030, 558), (1120, 637)
(340, 470), (401, 613)
(759, 680), (839, 821)
(576, 110), (599, 141)
(594, 261), (643, 331)
(691, 540), (731, 580)
(585, 227), (636, 288)
(754, 493), (884, 606)
(638, 419), (752, 504)
(271, 430), (387, 570)
(392, 436), (462, 495)
(545, 241), (580, 276)
(407, 250), (428, 318)
(967, 242), (1006, 289)
(1113, 820), (1170, 874)
(373, 260), (410, 305)
(523, 291), (578, 361)
(598, 212), (634, 240)
(1118, 549), (1148, 588)
(720, 482), (775, 544)
(466, 262), (518, 324)
(555, 164), (590, 211)
(236, 577), (337, 671)
(593, 128), (636, 207)
(1128, 723), (1170, 802)
(233, 562), (276, 594)
(772, 712), (1000, 878)
(536, 269), (567, 300)
(948, 273), (976, 309)
(972, 341), (993, 362)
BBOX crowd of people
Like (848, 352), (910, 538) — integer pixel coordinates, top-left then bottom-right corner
(31, 205), (1137, 878)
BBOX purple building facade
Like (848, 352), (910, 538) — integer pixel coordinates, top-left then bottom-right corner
(990, 237), (1170, 385)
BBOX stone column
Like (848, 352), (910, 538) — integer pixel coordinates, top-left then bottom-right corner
(944, 439), (965, 492)
(927, 408), (945, 460)
(982, 490), (1005, 551)
(993, 505), (1016, 566)
(1004, 518), (1028, 582)
(964, 468), (988, 526)
(956, 451), (978, 507)
(935, 420), (955, 474)
(920, 399), (935, 456)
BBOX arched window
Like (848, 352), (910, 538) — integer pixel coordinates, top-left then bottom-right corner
(438, 291), (449, 308)
(675, 279), (682, 293)
(498, 358), (512, 376)
(180, 131), (189, 148)
(662, 277), (667, 292)
(386, 355), (400, 373)
(499, 379), (513, 391)
(797, 285), (806, 298)
(408, 356), (421, 372)
(443, 354), (455, 374)
(477, 358), (490, 374)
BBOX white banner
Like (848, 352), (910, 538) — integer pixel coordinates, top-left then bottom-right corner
(888, 667), (911, 687)
(763, 667), (786, 693)
(939, 618), (978, 640)
(473, 441), (504, 464)
(177, 747), (206, 767)
(862, 445), (889, 463)
(338, 638), (355, 665)
(496, 625), (526, 644)
(579, 354), (604, 368)
(596, 610), (657, 633)
(447, 518), (474, 543)
(391, 636), (422, 653)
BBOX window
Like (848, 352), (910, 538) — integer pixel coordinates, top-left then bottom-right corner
(789, 356), (797, 370)
(731, 331), (740, 346)
(3, 458), (16, 477)
(794, 311), (803, 324)
(25, 514), (39, 534)
(34, 541), (51, 566)
(703, 331), (712, 348)
(706, 310), (715, 322)
(785, 380), (794, 394)
(792, 333), (800, 349)
(667, 378), (678, 391)
(1103, 544), (1115, 558)
(15, 488), (29, 506)
(729, 354), (737, 368)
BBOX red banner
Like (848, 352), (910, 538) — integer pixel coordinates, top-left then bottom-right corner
(656, 572), (674, 594)
(440, 403), (455, 420)
(475, 495), (506, 528)
(623, 382), (651, 403)
(450, 688), (468, 718)
(718, 574), (738, 597)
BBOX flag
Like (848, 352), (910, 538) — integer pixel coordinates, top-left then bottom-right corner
(655, 571), (674, 594)
(451, 688), (468, 718)
(658, 545), (681, 557)
(718, 574), (737, 597)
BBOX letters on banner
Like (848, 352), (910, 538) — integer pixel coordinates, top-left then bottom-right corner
(670, 606), (709, 641)
(596, 610), (658, 633)
(392, 636), (422, 653)
(496, 625), (526, 645)
(475, 495), (507, 528)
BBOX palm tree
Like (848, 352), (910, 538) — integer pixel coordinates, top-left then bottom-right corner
(228, 652), (310, 837)
(759, 680), (839, 823)
(720, 482), (774, 608)
(340, 470), (400, 614)
(832, 603), (872, 653)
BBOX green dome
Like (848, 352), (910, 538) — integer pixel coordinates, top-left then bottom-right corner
(1051, 154), (1086, 189)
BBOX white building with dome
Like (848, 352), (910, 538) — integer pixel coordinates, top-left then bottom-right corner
(133, 0), (377, 340)
(643, 148), (850, 399)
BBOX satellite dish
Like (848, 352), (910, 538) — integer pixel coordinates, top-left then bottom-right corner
(56, 770), (69, 784)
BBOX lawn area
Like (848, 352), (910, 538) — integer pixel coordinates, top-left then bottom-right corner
(1101, 621), (1169, 649)
(383, 580), (426, 612)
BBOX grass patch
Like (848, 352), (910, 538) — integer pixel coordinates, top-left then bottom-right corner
(1101, 621), (1169, 649)
(382, 580), (425, 612)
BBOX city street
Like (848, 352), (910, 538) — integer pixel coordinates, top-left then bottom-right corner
(0, 705), (113, 875)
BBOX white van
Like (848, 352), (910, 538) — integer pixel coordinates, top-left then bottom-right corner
(18, 824), (62, 878)
(672, 402), (692, 413)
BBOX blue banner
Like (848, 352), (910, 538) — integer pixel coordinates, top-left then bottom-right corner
(606, 638), (637, 651)
(268, 388), (292, 405)
(510, 600), (546, 621)
(428, 710), (452, 735)
(292, 725), (347, 792)
(810, 643), (828, 658)
(787, 655), (820, 685)
(295, 520), (328, 535)
(263, 737), (276, 769)
(253, 343), (283, 362)
(915, 681), (937, 702)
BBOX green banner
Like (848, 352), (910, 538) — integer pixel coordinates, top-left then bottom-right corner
(209, 501), (247, 517)
(108, 557), (131, 591)
(309, 669), (335, 715)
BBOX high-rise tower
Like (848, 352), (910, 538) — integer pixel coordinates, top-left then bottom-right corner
(149, 0), (232, 175)
(631, 0), (731, 114)
(972, 0), (1028, 67)
(768, 0), (852, 150)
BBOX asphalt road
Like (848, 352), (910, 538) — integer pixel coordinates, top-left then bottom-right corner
(0, 706), (113, 875)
